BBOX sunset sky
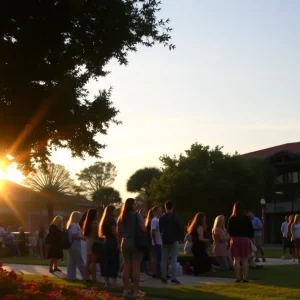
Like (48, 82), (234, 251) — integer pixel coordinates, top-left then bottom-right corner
(3, 0), (300, 200)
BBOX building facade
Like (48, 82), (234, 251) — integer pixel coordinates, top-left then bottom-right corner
(243, 142), (300, 244)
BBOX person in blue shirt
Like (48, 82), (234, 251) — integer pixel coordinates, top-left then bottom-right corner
(248, 212), (266, 262)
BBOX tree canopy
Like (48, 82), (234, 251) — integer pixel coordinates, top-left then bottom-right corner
(92, 186), (122, 210)
(77, 161), (117, 196)
(0, 0), (173, 172)
(127, 167), (161, 194)
(149, 143), (276, 223)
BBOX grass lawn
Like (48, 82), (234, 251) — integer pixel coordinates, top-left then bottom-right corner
(21, 264), (300, 300)
(0, 247), (283, 266)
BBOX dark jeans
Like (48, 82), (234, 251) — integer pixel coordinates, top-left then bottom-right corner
(154, 244), (162, 278)
(103, 239), (119, 279)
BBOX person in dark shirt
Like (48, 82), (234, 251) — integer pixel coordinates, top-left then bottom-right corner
(227, 201), (253, 283)
(99, 205), (119, 288)
(159, 201), (181, 285)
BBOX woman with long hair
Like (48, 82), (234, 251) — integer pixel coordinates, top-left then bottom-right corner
(212, 215), (233, 271)
(79, 212), (88, 265)
(184, 221), (192, 255)
(187, 212), (212, 276)
(227, 202), (253, 282)
(117, 198), (146, 297)
(66, 211), (86, 280)
(287, 214), (296, 261)
(291, 214), (300, 263)
(99, 205), (119, 287)
(46, 216), (64, 273)
(82, 208), (98, 283)
(142, 209), (154, 275)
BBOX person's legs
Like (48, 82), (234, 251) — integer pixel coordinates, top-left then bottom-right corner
(49, 258), (54, 272)
(85, 253), (92, 280)
(170, 242), (179, 280)
(161, 245), (169, 280)
(122, 260), (131, 292)
(53, 259), (58, 269)
(67, 248), (76, 280)
(132, 260), (141, 293)
(227, 256), (233, 270)
(241, 256), (249, 281)
(233, 257), (241, 281)
(154, 244), (162, 278)
(217, 256), (230, 271)
(282, 238), (287, 258)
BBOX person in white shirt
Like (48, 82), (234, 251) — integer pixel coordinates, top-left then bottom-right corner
(281, 216), (289, 259)
(151, 206), (162, 279)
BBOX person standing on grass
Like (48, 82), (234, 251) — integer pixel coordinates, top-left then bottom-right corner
(66, 211), (86, 280)
(188, 212), (212, 276)
(228, 202), (254, 283)
(99, 205), (120, 288)
(291, 214), (300, 263)
(248, 211), (266, 263)
(281, 216), (289, 259)
(82, 208), (98, 283)
(46, 216), (64, 273)
(212, 215), (233, 271)
(151, 206), (163, 279)
(287, 215), (296, 261)
(117, 198), (146, 298)
(159, 201), (181, 285)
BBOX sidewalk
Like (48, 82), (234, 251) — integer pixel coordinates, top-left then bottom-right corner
(2, 258), (295, 288)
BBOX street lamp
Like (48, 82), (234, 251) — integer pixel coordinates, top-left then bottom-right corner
(260, 198), (266, 247)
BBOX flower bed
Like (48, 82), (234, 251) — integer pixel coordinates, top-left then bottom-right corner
(0, 262), (122, 300)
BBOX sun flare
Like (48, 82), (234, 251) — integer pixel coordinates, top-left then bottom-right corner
(0, 162), (24, 184)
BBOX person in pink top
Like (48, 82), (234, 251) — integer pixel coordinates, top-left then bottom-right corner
(212, 215), (233, 271)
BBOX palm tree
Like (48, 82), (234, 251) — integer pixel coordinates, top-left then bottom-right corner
(23, 163), (75, 223)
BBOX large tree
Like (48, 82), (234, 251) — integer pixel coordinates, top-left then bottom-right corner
(23, 163), (75, 222)
(77, 161), (117, 196)
(149, 143), (276, 225)
(127, 167), (161, 209)
(0, 0), (174, 172)
(92, 186), (122, 211)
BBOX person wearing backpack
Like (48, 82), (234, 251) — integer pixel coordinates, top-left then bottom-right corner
(66, 211), (87, 280)
(159, 201), (181, 285)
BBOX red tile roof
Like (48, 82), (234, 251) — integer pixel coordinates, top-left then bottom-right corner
(242, 142), (300, 158)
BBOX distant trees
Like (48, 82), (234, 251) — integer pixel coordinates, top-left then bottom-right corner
(127, 167), (161, 209)
(149, 143), (276, 223)
(23, 163), (75, 223)
(92, 187), (122, 211)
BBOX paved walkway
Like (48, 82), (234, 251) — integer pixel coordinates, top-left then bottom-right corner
(2, 258), (295, 288)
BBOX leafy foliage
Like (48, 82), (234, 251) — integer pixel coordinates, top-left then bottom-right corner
(92, 186), (121, 210)
(77, 161), (117, 196)
(0, 0), (174, 172)
(150, 143), (276, 224)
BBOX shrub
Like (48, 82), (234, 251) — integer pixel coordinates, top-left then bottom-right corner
(0, 262), (122, 300)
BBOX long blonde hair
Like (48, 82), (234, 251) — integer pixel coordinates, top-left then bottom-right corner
(212, 215), (226, 235)
(51, 216), (63, 230)
(66, 211), (81, 230)
(293, 214), (300, 224)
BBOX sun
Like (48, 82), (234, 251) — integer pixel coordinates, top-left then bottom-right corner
(0, 162), (24, 184)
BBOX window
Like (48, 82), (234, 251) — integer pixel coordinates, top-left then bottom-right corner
(293, 172), (299, 183)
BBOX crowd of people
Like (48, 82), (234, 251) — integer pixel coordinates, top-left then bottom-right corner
(4, 198), (295, 294)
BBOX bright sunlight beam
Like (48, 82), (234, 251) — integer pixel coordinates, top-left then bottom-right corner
(0, 161), (24, 184)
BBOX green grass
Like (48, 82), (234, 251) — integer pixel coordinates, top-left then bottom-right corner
(21, 265), (300, 300)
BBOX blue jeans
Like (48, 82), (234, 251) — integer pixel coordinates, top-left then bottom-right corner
(161, 241), (179, 280)
(154, 244), (162, 278)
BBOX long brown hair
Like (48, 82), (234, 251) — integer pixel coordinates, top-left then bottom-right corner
(145, 209), (154, 229)
(99, 205), (115, 237)
(118, 198), (135, 224)
(82, 208), (97, 237)
(230, 201), (245, 218)
(187, 212), (206, 234)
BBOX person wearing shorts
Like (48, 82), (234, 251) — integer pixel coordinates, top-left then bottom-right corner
(118, 198), (146, 298)
(248, 212), (266, 262)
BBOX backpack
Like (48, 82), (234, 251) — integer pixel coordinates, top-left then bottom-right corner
(161, 214), (177, 245)
(61, 228), (73, 250)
